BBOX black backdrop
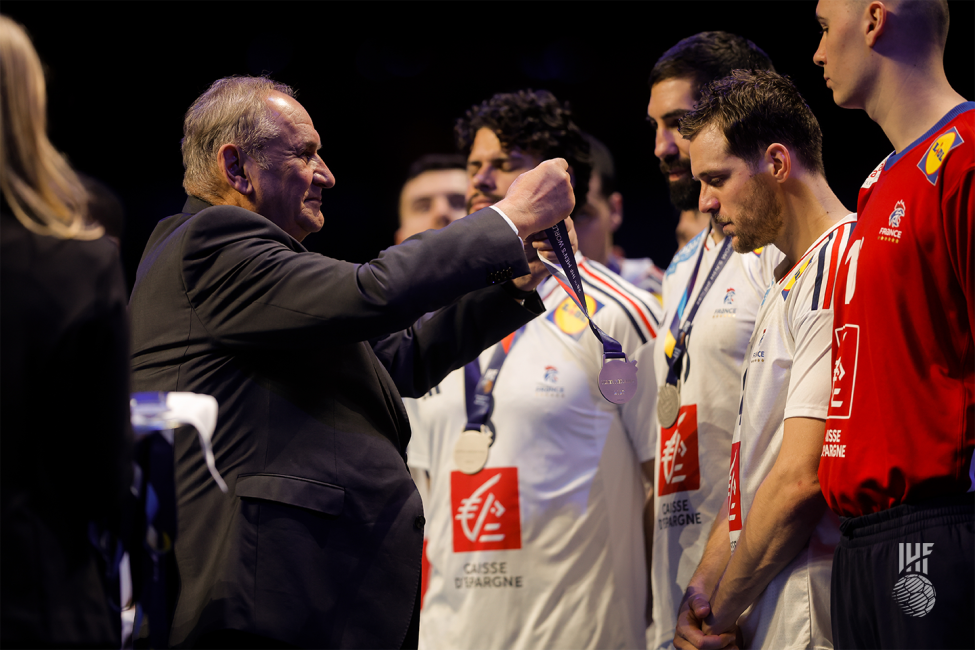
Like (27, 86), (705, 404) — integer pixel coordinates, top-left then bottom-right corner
(5, 1), (973, 290)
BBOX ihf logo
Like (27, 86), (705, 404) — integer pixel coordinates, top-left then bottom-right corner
(892, 543), (936, 617)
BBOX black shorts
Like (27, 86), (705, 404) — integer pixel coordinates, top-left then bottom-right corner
(831, 493), (974, 649)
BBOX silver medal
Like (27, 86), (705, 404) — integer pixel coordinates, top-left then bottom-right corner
(657, 383), (681, 428)
(454, 429), (490, 475)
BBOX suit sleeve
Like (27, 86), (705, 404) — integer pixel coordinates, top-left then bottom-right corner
(180, 206), (531, 350)
(370, 285), (544, 398)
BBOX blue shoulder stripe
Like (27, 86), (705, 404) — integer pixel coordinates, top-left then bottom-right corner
(582, 276), (648, 346)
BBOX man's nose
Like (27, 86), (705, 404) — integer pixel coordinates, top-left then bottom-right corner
(655, 128), (678, 161)
(471, 166), (495, 190)
(699, 187), (718, 215)
(813, 37), (826, 67)
(314, 158), (335, 188)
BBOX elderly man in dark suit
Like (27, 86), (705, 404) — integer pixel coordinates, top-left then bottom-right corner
(128, 76), (575, 649)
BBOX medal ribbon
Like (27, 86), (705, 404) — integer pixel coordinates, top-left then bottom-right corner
(663, 232), (734, 387)
(540, 220), (626, 361)
(464, 327), (524, 431)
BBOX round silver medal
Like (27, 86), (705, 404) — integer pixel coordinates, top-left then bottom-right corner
(454, 429), (490, 475)
(598, 359), (638, 404)
(657, 383), (681, 428)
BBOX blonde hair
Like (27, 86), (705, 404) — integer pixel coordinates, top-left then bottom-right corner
(0, 15), (102, 240)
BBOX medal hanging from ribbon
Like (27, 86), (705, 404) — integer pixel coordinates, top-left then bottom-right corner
(453, 327), (524, 475)
(658, 231), (734, 428)
(540, 220), (638, 405)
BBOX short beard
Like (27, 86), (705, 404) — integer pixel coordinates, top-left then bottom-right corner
(669, 176), (701, 212)
(730, 175), (782, 254)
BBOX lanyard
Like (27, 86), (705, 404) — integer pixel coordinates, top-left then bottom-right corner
(664, 232), (733, 387)
(464, 327), (523, 432)
(541, 222), (625, 358)
(541, 221), (636, 404)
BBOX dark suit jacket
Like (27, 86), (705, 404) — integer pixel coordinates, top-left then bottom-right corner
(129, 197), (541, 648)
(0, 209), (133, 648)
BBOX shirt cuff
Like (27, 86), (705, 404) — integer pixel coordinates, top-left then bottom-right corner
(489, 205), (522, 240)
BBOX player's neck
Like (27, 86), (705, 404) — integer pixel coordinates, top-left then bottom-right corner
(775, 175), (849, 272)
(865, 63), (967, 153)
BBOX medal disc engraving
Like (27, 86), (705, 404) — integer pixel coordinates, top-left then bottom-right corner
(598, 359), (638, 404)
(657, 383), (681, 428)
(454, 430), (490, 474)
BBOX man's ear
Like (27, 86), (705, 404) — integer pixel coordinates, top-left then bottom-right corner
(218, 144), (252, 197)
(609, 192), (624, 233)
(864, 1), (888, 48)
(764, 143), (791, 183)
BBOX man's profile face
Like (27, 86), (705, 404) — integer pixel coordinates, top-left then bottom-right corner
(396, 169), (467, 243)
(466, 127), (541, 214)
(813, 0), (868, 109)
(246, 91), (335, 242)
(690, 125), (782, 254)
(647, 76), (700, 211)
(574, 171), (621, 263)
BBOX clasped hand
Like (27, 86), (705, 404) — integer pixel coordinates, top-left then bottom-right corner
(674, 590), (741, 650)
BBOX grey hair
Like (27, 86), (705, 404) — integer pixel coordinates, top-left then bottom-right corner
(181, 76), (295, 203)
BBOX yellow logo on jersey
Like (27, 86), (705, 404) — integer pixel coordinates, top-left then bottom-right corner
(918, 127), (964, 186)
(780, 257), (811, 300)
(925, 132), (956, 175)
(552, 295), (598, 335)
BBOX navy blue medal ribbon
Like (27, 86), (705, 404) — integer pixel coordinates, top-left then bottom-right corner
(541, 220), (637, 404)
(464, 327), (524, 433)
(663, 232), (734, 388)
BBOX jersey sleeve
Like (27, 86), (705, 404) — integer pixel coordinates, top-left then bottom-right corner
(621, 340), (658, 462)
(784, 240), (846, 421)
(941, 151), (974, 342)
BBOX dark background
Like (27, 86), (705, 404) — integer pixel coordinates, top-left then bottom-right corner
(5, 1), (973, 290)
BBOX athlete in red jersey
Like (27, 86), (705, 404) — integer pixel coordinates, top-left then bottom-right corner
(814, 1), (973, 647)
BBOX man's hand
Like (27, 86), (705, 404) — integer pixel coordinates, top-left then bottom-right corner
(674, 590), (738, 650)
(512, 217), (578, 292)
(494, 159), (575, 239)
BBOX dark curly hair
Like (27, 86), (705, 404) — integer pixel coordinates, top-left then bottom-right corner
(679, 69), (825, 177)
(455, 89), (591, 214)
(649, 31), (774, 96)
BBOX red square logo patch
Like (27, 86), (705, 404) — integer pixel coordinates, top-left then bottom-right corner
(451, 468), (522, 552)
(728, 441), (743, 532)
(827, 324), (859, 420)
(658, 405), (701, 496)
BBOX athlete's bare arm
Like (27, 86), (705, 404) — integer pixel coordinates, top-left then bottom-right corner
(702, 416), (828, 637)
(674, 498), (737, 650)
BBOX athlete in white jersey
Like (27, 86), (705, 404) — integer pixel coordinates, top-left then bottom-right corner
(650, 228), (779, 650)
(407, 258), (661, 650)
(728, 215), (854, 647)
(674, 71), (853, 650)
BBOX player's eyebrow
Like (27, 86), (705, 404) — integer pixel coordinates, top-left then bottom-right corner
(663, 108), (690, 121)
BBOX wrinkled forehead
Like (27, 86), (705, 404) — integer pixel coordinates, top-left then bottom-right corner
(266, 91), (321, 144)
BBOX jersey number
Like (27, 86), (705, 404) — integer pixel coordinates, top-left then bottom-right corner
(844, 238), (863, 305)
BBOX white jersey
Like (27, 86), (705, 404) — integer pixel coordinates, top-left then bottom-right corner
(406, 259), (662, 650)
(728, 215), (856, 649)
(650, 229), (782, 650)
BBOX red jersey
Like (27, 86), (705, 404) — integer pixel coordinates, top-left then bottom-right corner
(820, 102), (975, 517)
